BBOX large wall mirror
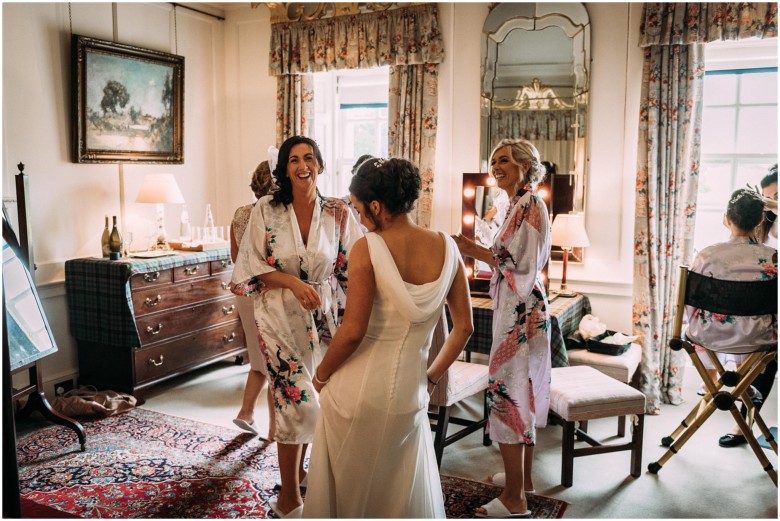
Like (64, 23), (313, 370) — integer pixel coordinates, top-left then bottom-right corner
(477, 2), (591, 263)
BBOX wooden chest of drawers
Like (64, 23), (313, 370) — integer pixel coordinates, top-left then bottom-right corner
(64, 250), (247, 399)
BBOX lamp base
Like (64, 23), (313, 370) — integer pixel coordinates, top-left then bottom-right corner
(554, 288), (578, 298)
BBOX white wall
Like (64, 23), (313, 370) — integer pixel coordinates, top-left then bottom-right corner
(3, 2), (642, 393)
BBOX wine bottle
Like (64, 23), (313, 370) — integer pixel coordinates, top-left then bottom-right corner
(101, 215), (111, 257)
(109, 215), (123, 260)
(179, 204), (191, 242)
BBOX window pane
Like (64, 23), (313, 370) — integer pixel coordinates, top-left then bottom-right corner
(697, 161), (733, 209)
(703, 74), (737, 106)
(701, 107), (736, 154)
(693, 208), (730, 253)
(740, 72), (778, 104)
(736, 106), (778, 153)
(734, 160), (775, 192)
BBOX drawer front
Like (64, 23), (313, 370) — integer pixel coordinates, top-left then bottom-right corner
(132, 272), (235, 316)
(130, 269), (173, 290)
(134, 321), (246, 384)
(211, 258), (234, 274)
(173, 261), (210, 281)
(136, 296), (240, 345)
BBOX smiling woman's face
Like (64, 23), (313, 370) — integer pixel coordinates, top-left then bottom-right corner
(490, 146), (523, 193)
(763, 181), (778, 216)
(286, 143), (320, 193)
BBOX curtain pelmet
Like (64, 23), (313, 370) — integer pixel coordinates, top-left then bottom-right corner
(641, 3), (778, 46)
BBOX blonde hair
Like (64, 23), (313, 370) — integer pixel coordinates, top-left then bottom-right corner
(490, 138), (547, 191)
(250, 161), (275, 199)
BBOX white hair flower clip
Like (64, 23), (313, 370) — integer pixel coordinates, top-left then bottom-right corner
(268, 145), (280, 173)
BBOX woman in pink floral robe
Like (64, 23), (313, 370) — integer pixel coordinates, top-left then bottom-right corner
(454, 138), (551, 518)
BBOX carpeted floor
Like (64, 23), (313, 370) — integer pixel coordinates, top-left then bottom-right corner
(16, 408), (568, 518)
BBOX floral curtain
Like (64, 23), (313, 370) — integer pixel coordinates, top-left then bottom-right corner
(276, 74), (314, 145)
(490, 109), (581, 175)
(269, 4), (444, 227)
(388, 64), (439, 227)
(269, 4), (444, 75)
(640, 3), (778, 45)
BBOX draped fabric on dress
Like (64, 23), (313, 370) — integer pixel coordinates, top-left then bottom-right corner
(231, 195), (362, 445)
(303, 233), (461, 518)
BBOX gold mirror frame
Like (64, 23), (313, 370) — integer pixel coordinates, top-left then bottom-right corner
(479, 2), (590, 263)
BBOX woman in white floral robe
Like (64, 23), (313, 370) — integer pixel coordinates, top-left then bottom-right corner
(231, 136), (362, 517)
(453, 139), (551, 518)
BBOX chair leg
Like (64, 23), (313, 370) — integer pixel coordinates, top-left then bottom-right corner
(433, 405), (451, 468)
(561, 419), (575, 487)
(482, 390), (492, 447)
(630, 414), (644, 477)
(618, 415), (626, 437)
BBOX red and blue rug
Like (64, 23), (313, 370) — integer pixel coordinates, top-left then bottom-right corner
(16, 409), (568, 518)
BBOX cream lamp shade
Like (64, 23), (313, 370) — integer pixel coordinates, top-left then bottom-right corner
(551, 213), (590, 249)
(135, 173), (185, 204)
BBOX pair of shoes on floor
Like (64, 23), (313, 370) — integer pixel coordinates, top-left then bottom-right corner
(475, 497), (531, 518)
(232, 418), (272, 444)
(274, 475), (308, 491)
(486, 473), (535, 494)
(268, 497), (303, 518)
(719, 433), (748, 447)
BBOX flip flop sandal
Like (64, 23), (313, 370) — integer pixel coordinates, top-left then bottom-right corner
(475, 497), (532, 518)
(268, 497), (303, 519)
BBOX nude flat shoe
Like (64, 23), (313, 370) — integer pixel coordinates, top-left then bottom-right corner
(268, 497), (303, 519)
(487, 473), (535, 493)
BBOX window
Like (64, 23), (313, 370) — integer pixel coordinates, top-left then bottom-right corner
(694, 40), (778, 252)
(313, 67), (389, 200)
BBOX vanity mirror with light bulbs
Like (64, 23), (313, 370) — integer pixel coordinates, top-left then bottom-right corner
(464, 2), (591, 285)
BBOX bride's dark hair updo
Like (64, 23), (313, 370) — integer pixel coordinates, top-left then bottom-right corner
(349, 158), (422, 216)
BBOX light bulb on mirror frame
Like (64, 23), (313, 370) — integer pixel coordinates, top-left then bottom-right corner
(538, 188), (549, 200)
(487, 178), (497, 187)
(463, 187), (476, 198)
(463, 214), (475, 225)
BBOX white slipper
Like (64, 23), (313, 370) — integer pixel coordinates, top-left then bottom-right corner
(487, 473), (535, 493)
(268, 497), (303, 519)
(475, 497), (531, 518)
(233, 418), (259, 435)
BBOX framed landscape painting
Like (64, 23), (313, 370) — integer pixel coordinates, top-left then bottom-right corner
(72, 34), (184, 164)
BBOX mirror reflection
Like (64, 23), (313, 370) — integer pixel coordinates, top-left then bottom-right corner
(479, 2), (590, 262)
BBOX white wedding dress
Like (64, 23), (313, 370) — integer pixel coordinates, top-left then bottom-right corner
(303, 232), (461, 519)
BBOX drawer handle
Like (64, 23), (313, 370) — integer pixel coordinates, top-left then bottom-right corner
(222, 305), (235, 315)
(146, 323), (164, 335)
(184, 266), (200, 275)
(143, 271), (161, 282)
(221, 260), (232, 268)
(144, 295), (162, 307)
(223, 332), (236, 343)
(221, 281), (229, 290)
(148, 355), (164, 367)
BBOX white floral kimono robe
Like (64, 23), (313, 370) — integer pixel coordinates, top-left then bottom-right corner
(685, 236), (777, 360)
(487, 190), (552, 445)
(231, 194), (362, 444)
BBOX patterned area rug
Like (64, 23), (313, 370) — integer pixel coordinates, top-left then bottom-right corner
(16, 409), (568, 518)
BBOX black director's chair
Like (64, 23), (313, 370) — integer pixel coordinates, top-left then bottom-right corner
(648, 265), (778, 486)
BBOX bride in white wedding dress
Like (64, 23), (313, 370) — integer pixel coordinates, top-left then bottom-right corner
(302, 158), (474, 519)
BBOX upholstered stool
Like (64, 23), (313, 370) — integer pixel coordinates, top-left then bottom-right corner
(567, 343), (642, 436)
(549, 365), (646, 487)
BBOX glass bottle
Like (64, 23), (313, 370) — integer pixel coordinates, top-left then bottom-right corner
(101, 215), (111, 257)
(179, 204), (191, 242)
(203, 203), (215, 242)
(109, 215), (123, 259)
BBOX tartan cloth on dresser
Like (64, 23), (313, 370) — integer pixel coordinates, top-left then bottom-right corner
(450, 293), (591, 368)
(64, 250), (230, 348)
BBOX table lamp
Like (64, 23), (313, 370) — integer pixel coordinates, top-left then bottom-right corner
(551, 213), (589, 297)
(135, 173), (185, 250)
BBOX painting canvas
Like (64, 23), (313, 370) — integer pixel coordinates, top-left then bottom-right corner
(72, 35), (184, 164)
